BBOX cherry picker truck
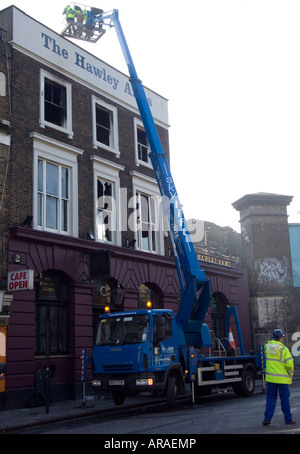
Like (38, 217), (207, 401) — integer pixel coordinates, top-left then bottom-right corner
(62, 6), (262, 406)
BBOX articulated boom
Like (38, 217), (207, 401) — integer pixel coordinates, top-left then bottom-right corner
(62, 7), (211, 338)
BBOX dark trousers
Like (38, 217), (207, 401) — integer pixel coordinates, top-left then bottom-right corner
(264, 382), (292, 424)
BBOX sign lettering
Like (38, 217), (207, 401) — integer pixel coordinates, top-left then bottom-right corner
(198, 254), (232, 268)
(40, 32), (152, 106)
(7, 269), (34, 291)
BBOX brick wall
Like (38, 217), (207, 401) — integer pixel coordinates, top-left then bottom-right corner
(8, 48), (170, 244)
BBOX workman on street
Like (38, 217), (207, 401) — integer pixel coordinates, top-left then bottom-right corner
(263, 329), (295, 426)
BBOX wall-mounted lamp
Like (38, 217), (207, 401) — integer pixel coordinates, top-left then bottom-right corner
(86, 231), (95, 240)
(111, 283), (125, 307)
(127, 239), (136, 249)
(21, 215), (33, 228)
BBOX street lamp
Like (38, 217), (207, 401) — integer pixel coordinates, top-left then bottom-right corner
(111, 283), (124, 308)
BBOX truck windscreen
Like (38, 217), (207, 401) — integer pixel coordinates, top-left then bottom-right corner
(95, 314), (150, 346)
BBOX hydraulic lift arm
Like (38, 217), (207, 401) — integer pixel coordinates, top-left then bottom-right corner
(62, 7), (211, 336)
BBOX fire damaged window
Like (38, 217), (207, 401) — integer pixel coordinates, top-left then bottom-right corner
(96, 105), (111, 146)
(44, 78), (66, 127)
(92, 96), (119, 155)
(137, 127), (149, 163)
(40, 70), (73, 137)
(134, 118), (152, 168)
(97, 178), (115, 242)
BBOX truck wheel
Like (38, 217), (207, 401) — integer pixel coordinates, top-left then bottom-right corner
(112, 391), (125, 405)
(166, 375), (177, 407)
(233, 366), (255, 397)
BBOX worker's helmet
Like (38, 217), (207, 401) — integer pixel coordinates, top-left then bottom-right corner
(272, 329), (285, 340)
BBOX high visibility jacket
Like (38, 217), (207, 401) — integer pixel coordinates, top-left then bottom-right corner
(66, 6), (75, 20)
(264, 340), (294, 385)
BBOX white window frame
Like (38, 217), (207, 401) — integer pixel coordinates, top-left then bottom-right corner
(39, 70), (73, 138)
(92, 96), (119, 157)
(91, 156), (124, 245)
(133, 118), (152, 169)
(130, 171), (164, 255)
(37, 160), (70, 233)
(31, 132), (82, 237)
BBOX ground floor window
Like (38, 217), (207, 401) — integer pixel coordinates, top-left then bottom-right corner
(211, 292), (228, 341)
(35, 271), (69, 356)
(138, 283), (162, 309)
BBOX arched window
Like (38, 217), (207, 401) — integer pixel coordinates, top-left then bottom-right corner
(138, 283), (162, 309)
(211, 292), (228, 340)
(35, 271), (69, 356)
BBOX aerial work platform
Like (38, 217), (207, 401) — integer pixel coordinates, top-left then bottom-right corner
(61, 3), (108, 43)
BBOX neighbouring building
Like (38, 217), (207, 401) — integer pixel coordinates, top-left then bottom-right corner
(289, 224), (300, 289)
(233, 192), (299, 347)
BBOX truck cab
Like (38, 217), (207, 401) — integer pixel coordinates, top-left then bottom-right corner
(92, 309), (184, 405)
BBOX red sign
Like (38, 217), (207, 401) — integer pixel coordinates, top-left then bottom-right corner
(7, 269), (34, 291)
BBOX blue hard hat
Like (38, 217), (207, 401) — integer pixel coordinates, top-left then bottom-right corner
(272, 329), (285, 340)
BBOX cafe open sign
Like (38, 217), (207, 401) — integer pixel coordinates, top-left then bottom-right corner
(7, 269), (34, 291)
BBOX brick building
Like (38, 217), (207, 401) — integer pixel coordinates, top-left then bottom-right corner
(233, 192), (298, 347)
(0, 7), (253, 409)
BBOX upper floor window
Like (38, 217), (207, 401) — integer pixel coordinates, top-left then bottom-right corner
(31, 132), (83, 237)
(91, 155), (124, 245)
(37, 160), (70, 233)
(40, 70), (73, 138)
(136, 191), (158, 253)
(44, 79), (66, 127)
(131, 171), (165, 255)
(97, 178), (114, 242)
(96, 106), (112, 146)
(134, 118), (152, 168)
(92, 96), (119, 156)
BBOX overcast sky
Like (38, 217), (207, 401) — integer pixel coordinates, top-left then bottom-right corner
(2, 0), (300, 232)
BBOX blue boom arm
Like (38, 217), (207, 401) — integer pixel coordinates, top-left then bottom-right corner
(86, 9), (212, 336)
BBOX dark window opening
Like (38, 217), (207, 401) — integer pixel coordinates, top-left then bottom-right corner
(44, 78), (67, 127)
(211, 292), (228, 341)
(137, 127), (149, 163)
(96, 106), (111, 146)
(35, 271), (69, 356)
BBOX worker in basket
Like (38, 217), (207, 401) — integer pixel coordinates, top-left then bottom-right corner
(74, 5), (87, 25)
(63, 5), (75, 25)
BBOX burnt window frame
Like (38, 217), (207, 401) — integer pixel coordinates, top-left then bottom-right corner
(97, 177), (115, 243)
(92, 96), (119, 156)
(134, 118), (152, 169)
(44, 78), (67, 127)
(40, 70), (73, 138)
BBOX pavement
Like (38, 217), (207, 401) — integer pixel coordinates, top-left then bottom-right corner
(0, 391), (155, 433)
(1, 367), (300, 434)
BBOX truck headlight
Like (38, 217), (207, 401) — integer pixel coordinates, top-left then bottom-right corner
(136, 378), (153, 386)
(92, 379), (101, 387)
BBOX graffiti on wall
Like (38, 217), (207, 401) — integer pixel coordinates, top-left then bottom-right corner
(255, 256), (290, 286)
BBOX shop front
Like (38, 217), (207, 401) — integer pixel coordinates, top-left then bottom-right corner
(4, 226), (180, 409)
